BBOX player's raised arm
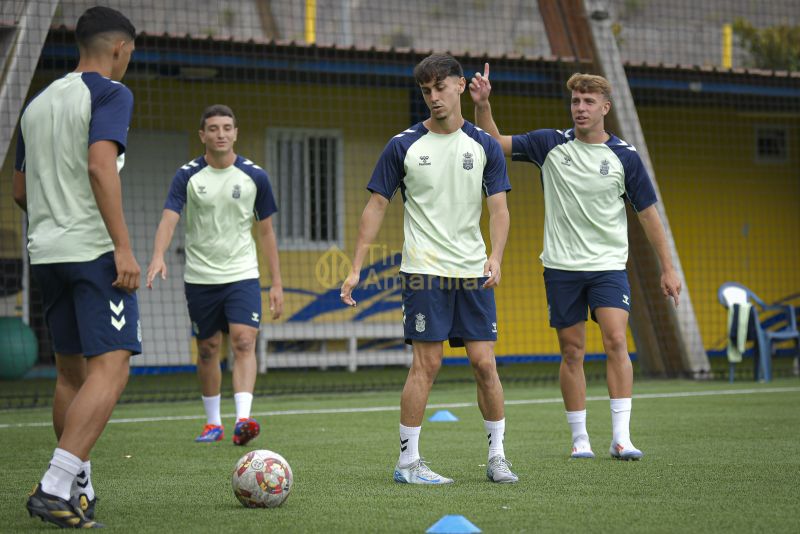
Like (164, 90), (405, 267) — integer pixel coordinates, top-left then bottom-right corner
(146, 209), (180, 289)
(340, 192), (390, 307)
(469, 63), (512, 156)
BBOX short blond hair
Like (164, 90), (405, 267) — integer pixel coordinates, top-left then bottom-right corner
(566, 73), (612, 100)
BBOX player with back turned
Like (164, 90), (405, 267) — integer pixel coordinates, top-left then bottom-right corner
(14, 6), (139, 528)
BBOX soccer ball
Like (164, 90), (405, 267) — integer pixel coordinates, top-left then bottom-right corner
(231, 449), (293, 508)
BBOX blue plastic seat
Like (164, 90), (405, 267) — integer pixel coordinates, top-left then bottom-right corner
(718, 282), (800, 382)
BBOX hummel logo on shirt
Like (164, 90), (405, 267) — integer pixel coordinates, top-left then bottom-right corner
(198, 185), (207, 194)
(419, 155), (431, 166)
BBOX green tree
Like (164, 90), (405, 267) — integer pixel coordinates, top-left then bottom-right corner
(732, 18), (800, 72)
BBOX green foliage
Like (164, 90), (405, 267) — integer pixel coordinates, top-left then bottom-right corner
(732, 18), (800, 71)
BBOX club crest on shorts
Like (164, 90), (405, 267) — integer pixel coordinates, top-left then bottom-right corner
(599, 159), (610, 175)
(232, 184), (241, 199)
(415, 313), (426, 333)
(463, 152), (473, 170)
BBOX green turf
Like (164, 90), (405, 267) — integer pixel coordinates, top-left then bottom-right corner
(1, 378), (799, 533)
(2, 356), (796, 409)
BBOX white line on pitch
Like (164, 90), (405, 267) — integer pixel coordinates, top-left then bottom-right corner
(1, 386), (798, 429)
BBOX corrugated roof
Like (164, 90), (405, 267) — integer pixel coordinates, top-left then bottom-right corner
(22, 0), (799, 72)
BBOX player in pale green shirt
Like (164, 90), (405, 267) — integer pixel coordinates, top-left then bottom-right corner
(341, 54), (517, 485)
(472, 65), (681, 460)
(16, 6), (138, 528)
(147, 105), (283, 446)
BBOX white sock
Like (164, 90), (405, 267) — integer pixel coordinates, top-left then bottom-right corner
(566, 409), (591, 449)
(41, 448), (82, 500)
(71, 460), (95, 501)
(234, 392), (253, 421)
(610, 398), (633, 445)
(398, 424), (421, 466)
(484, 419), (506, 460)
(202, 394), (222, 426)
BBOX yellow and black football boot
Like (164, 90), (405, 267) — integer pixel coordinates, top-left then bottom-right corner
(72, 492), (98, 521)
(26, 484), (103, 528)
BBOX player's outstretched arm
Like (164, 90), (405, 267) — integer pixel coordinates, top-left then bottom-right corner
(637, 205), (681, 306)
(469, 63), (512, 156)
(340, 192), (389, 307)
(88, 140), (140, 293)
(257, 216), (283, 319)
(12, 171), (26, 211)
(146, 209), (180, 289)
(484, 192), (510, 288)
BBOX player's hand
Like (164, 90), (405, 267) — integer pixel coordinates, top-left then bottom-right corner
(469, 63), (492, 105)
(483, 257), (501, 288)
(340, 272), (360, 307)
(146, 257), (167, 289)
(661, 268), (682, 307)
(113, 246), (141, 294)
(269, 285), (284, 320)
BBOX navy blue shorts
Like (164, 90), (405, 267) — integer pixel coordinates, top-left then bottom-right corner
(543, 268), (631, 328)
(185, 278), (261, 340)
(400, 272), (497, 347)
(31, 251), (142, 357)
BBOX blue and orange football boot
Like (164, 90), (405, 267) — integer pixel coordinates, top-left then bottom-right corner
(26, 484), (103, 528)
(232, 418), (260, 446)
(195, 424), (224, 442)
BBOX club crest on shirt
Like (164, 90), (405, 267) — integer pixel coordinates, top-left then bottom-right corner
(232, 184), (241, 199)
(599, 159), (610, 175)
(415, 313), (426, 333)
(462, 152), (473, 170)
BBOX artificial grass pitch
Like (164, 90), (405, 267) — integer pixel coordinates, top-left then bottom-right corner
(1, 379), (798, 533)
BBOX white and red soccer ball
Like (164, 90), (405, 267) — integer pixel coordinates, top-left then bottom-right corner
(231, 449), (293, 508)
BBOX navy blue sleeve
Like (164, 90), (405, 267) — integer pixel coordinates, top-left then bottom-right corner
(619, 149), (657, 212)
(511, 129), (564, 166)
(253, 169), (278, 220)
(14, 127), (25, 172)
(86, 75), (134, 154)
(164, 168), (190, 214)
(482, 135), (511, 196)
(367, 138), (406, 200)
